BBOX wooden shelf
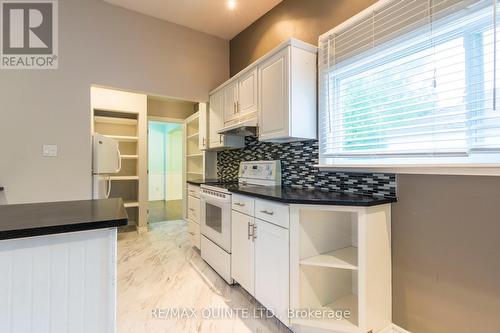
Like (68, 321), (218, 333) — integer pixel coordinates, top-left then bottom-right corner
(187, 153), (203, 158)
(187, 132), (199, 139)
(109, 176), (139, 181)
(291, 294), (358, 332)
(94, 116), (137, 125)
(104, 135), (138, 142)
(121, 155), (138, 159)
(187, 171), (203, 175)
(300, 246), (358, 270)
(123, 201), (139, 208)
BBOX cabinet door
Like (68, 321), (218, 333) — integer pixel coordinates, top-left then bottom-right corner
(258, 47), (290, 141)
(238, 69), (258, 117)
(209, 90), (224, 149)
(223, 81), (239, 125)
(231, 211), (255, 295)
(254, 219), (289, 324)
(198, 102), (208, 150)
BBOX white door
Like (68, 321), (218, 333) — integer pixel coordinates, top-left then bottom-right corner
(198, 103), (208, 150)
(238, 69), (258, 117)
(258, 47), (290, 141)
(254, 219), (289, 324)
(223, 81), (239, 125)
(231, 211), (255, 295)
(209, 90), (224, 149)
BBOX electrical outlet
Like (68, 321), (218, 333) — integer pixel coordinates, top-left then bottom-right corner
(42, 145), (58, 157)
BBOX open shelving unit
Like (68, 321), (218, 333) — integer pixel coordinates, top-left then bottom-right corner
(91, 87), (148, 232)
(290, 205), (392, 333)
(183, 105), (217, 220)
(184, 108), (216, 183)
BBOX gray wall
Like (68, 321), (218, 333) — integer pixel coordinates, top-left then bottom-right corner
(230, 1), (500, 332)
(0, 0), (229, 205)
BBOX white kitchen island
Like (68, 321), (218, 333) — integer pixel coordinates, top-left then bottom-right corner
(0, 198), (127, 333)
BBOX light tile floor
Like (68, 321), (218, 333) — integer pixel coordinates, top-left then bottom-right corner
(117, 220), (291, 333)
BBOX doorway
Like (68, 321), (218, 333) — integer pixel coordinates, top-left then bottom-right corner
(148, 120), (183, 223)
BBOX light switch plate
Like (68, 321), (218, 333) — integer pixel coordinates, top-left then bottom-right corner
(42, 145), (58, 157)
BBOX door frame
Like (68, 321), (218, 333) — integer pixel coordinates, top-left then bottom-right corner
(147, 116), (185, 208)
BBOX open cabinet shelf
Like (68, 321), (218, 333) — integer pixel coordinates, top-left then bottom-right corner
(121, 154), (138, 159)
(123, 201), (139, 208)
(92, 86), (147, 232)
(94, 116), (138, 125)
(300, 246), (358, 270)
(290, 205), (392, 333)
(104, 135), (138, 142)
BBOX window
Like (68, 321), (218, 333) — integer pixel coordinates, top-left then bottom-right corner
(319, 0), (500, 171)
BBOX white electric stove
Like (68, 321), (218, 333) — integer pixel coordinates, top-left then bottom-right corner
(200, 160), (281, 283)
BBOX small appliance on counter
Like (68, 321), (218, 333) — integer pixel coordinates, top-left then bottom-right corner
(199, 160), (281, 283)
(92, 133), (122, 199)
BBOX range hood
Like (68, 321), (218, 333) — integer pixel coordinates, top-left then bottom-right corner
(217, 118), (258, 136)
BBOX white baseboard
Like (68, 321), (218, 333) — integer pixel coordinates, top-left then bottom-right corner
(378, 324), (411, 333)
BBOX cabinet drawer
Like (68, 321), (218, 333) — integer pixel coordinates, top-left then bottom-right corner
(255, 199), (289, 229)
(187, 184), (200, 198)
(188, 219), (200, 250)
(188, 196), (200, 223)
(232, 194), (255, 216)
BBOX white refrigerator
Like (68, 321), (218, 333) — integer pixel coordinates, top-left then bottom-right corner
(92, 134), (121, 199)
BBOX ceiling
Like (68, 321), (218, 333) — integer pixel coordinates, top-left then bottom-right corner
(102, 0), (283, 40)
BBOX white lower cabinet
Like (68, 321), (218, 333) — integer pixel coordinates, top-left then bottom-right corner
(231, 196), (290, 326)
(231, 211), (255, 295)
(188, 219), (200, 250)
(254, 218), (289, 325)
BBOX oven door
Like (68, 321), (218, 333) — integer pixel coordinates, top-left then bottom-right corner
(200, 191), (231, 253)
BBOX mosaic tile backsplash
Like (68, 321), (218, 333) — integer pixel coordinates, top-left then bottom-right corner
(217, 137), (397, 198)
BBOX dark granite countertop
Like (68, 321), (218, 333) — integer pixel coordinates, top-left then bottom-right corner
(198, 181), (396, 206)
(0, 198), (128, 240)
(227, 185), (396, 206)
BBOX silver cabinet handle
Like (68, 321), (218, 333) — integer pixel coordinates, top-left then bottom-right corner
(202, 137), (206, 147)
(260, 210), (274, 216)
(252, 224), (257, 240)
(219, 135), (222, 144)
(247, 222), (253, 240)
(234, 202), (245, 207)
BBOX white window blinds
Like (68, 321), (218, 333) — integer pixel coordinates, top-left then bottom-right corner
(319, 0), (500, 166)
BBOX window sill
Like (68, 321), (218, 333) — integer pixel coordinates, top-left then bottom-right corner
(314, 164), (500, 176)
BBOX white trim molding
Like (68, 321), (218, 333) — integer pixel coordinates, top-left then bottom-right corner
(315, 164), (500, 176)
(378, 324), (412, 333)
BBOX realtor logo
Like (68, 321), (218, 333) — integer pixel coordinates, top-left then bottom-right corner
(1, 0), (58, 69)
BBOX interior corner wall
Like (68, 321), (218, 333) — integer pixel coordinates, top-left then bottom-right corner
(0, 0), (229, 205)
(229, 0), (500, 332)
(147, 99), (196, 120)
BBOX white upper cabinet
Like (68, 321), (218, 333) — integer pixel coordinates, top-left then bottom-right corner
(238, 69), (258, 118)
(258, 41), (317, 142)
(209, 38), (317, 143)
(258, 48), (289, 141)
(209, 90), (224, 148)
(198, 103), (208, 150)
(223, 81), (239, 126)
(209, 89), (245, 150)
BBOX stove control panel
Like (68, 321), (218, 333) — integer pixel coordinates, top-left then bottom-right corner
(238, 160), (281, 185)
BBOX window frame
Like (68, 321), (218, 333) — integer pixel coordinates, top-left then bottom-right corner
(318, 2), (500, 175)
